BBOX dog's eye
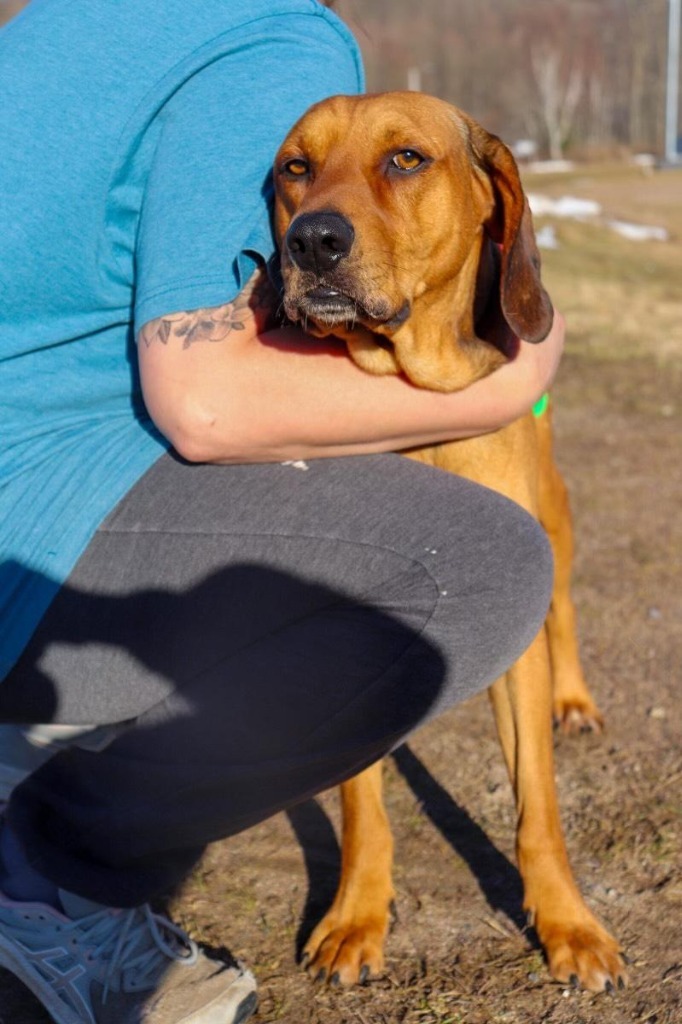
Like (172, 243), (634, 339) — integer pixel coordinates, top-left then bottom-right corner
(281, 158), (310, 178)
(390, 150), (425, 172)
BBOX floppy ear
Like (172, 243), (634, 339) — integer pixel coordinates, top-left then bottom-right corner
(468, 122), (553, 346)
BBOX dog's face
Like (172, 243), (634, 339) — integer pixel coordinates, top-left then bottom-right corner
(274, 92), (552, 391)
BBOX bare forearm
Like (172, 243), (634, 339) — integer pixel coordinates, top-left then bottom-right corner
(139, 308), (564, 464)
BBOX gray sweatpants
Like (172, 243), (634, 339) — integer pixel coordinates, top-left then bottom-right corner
(1, 452), (552, 906)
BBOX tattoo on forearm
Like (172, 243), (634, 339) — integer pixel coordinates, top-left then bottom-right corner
(138, 269), (278, 349)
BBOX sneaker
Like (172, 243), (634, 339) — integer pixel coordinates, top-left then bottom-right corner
(0, 887), (257, 1023)
(0, 725), (59, 800)
(0, 724), (121, 801)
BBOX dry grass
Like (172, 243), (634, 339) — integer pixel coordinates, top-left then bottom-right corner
(525, 164), (682, 366)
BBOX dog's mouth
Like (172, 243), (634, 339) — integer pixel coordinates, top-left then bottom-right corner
(285, 284), (411, 335)
(302, 286), (362, 325)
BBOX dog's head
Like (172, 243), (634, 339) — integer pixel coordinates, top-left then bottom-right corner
(274, 92), (552, 392)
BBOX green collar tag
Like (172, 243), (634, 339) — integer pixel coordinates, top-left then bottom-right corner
(532, 393), (550, 418)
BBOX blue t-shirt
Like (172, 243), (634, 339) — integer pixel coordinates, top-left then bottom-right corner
(0, 0), (364, 681)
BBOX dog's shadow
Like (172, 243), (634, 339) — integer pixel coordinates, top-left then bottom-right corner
(287, 742), (526, 960)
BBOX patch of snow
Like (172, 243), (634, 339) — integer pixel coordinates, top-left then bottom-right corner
(535, 224), (560, 250)
(512, 139), (538, 161)
(630, 153), (656, 169)
(527, 159), (576, 174)
(528, 194), (602, 219)
(607, 219), (669, 242)
(527, 192), (670, 245)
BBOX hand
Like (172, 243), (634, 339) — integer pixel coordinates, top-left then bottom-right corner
(517, 309), (566, 402)
(428, 308), (566, 438)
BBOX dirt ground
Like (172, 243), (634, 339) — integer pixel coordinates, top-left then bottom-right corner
(1, 163), (680, 1023)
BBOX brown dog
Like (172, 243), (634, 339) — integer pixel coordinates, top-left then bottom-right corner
(274, 92), (625, 994)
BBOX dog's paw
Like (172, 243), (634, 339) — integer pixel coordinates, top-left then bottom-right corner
(301, 911), (387, 987)
(537, 917), (627, 992)
(553, 696), (604, 735)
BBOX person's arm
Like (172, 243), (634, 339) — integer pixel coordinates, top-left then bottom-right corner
(138, 271), (564, 465)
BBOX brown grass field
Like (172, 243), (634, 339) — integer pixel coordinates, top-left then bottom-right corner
(1, 163), (681, 1024)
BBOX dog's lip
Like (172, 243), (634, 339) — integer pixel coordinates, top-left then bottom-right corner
(293, 287), (410, 330)
(299, 287), (359, 323)
(307, 286), (352, 303)
(381, 299), (411, 329)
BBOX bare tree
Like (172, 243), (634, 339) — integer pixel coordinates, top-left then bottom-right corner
(326, 0), (680, 156)
(529, 44), (584, 159)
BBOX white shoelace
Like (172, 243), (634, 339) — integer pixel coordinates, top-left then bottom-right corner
(61, 903), (199, 1004)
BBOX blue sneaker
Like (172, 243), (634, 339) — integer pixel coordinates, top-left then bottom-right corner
(0, 725), (57, 799)
(0, 887), (257, 1023)
(0, 724), (124, 800)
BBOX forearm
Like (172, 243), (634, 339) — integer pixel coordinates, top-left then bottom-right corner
(140, 311), (564, 465)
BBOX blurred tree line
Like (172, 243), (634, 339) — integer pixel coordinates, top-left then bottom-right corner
(335, 0), (674, 158)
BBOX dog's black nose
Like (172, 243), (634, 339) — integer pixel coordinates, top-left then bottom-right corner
(286, 212), (355, 273)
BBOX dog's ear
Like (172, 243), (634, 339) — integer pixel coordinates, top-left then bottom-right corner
(468, 122), (553, 347)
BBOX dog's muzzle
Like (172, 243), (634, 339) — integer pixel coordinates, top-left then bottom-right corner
(283, 210), (410, 331)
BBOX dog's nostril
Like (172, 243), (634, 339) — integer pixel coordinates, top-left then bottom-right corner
(321, 232), (345, 253)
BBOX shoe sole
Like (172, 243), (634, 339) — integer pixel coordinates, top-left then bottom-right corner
(235, 990), (259, 1024)
(180, 969), (258, 1024)
(0, 765), (29, 802)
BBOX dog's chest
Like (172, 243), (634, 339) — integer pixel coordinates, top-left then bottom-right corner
(405, 414), (539, 515)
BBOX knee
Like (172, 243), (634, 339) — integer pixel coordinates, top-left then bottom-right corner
(424, 495), (554, 700)
(479, 496), (554, 643)
(499, 506), (554, 638)
(479, 506), (554, 690)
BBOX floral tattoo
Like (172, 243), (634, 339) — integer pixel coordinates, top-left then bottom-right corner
(138, 271), (277, 349)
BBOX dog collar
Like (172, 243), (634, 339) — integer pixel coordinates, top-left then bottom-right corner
(532, 393), (550, 418)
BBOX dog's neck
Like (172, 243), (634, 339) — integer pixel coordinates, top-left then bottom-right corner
(381, 233), (508, 392)
(330, 235), (514, 394)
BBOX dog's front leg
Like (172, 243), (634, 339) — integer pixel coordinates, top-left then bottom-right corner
(490, 631), (626, 992)
(302, 761), (394, 986)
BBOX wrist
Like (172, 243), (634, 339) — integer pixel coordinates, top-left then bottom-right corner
(516, 309), (565, 405)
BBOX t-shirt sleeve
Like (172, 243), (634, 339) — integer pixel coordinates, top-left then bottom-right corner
(134, 14), (363, 332)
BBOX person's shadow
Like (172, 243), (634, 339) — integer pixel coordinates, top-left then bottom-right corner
(0, 558), (446, 897)
(1, 558), (525, 1001)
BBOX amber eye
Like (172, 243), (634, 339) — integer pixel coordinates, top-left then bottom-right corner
(282, 158), (310, 178)
(390, 150), (425, 172)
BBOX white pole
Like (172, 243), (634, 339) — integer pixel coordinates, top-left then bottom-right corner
(407, 66), (422, 92)
(665, 0), (681, 162)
